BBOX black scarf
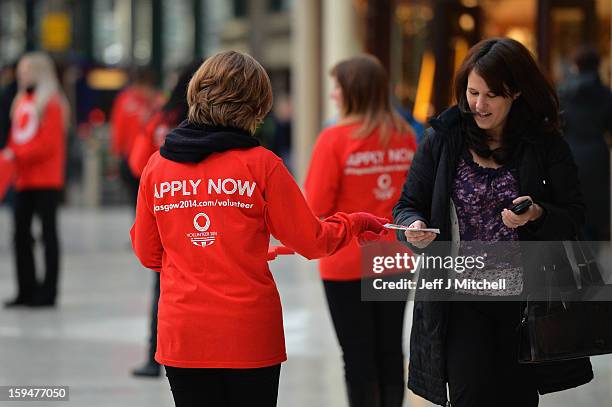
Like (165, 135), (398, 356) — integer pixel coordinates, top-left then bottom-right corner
(160, 120), (260, 163)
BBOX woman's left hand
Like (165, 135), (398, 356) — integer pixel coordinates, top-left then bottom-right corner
(501, 195), (543, 229)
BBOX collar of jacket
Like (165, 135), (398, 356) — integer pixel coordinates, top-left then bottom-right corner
(160, 120), (260, 163)
(428, 105), (462, 134)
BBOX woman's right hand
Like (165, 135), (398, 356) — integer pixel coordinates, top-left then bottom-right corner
(404, 220), (436, 249)
(348, 212), (389, 236)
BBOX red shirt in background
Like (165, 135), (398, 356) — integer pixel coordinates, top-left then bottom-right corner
(9, 93), (66, 191)
(305, 123), (417, 280)
(128, 111), (169, 177)
(110, 86), (160, 159)
(131, 147), (360, 368)
(128, 109), (182, 178)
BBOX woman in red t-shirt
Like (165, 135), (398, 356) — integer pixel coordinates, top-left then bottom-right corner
(1, 52), (69, 308)
(130, 51), (389, 407)
(305, 55), (417, 406)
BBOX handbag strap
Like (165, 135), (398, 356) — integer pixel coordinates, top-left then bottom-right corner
(562, 241), (584, 289)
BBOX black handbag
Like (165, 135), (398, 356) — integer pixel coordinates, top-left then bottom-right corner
(518, 240), (612, 363)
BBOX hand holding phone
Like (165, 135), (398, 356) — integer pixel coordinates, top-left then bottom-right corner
(502, 196), (542, 229)
(509, 199), (532, 215)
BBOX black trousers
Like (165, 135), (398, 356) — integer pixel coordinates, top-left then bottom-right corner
(119, 158), (139, 207)
(146, 271), (160, 363)
(13, 189), (61, 303)
(165, 364), (281, 407)
(323, 279), (406, 407)
(446, 301), (539, 407)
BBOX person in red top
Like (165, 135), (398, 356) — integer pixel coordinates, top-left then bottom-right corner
(128, 61), (201, 378)
(129, 61), (201, 179)
(1, 52), (69, 307)
(304, 55), (417, 407)
(110, 68), (160, 204)
(130, 51), (389, 407)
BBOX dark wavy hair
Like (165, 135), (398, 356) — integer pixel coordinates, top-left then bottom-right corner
(454, 38), (560, 164)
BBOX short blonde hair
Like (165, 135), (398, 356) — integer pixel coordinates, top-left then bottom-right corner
(187, 51), (273, 134)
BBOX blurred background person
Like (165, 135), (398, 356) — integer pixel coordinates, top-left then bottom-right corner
(559, 46), (612, 243)
(2, 52), (69, 308)
(128, 60), (201, 378)
(110, 67), (161, 206)
(269, 93), (293, 171)
(305, 54), (417, 407)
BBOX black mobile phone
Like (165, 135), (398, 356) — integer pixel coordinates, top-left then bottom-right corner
(510, 199), (533, 215)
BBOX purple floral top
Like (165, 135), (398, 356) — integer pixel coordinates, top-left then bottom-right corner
(451, 148), (523, 296)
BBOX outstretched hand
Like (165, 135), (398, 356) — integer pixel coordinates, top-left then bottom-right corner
(267, 245), (295, 261)
(348, 212), (390, 246)
(357, 230), (389, 246)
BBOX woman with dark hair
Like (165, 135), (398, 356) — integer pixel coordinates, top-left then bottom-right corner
(393, 38), (593, 406)
(305, 54), (416, 407)
(129, 61), (202, 378)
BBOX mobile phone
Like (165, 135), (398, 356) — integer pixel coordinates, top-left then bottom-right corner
(383, 223), (440, 234)
(509, 199), (533, 215)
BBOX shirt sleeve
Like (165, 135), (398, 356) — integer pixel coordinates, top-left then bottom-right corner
(304, 131), (342, 217)
(130, 167), (163, 271)
(12, 99), (64, 166)
(128, 117), (158, 178)
(110, 93), (127, 157)
(265, 160), (355, 260)
(524, 136), (585, 240)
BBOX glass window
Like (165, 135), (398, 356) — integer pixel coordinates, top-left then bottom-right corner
(233, 0), (247, 18)
(37, 0), (73, 53)
(162, 0), (194, 70)
(0, 0), (26, 64)
(92, 0), (132, 65)
(202, 0), (231, 55)
(390, 1), (433, 122)
(595, 0), (611, 85)
(133, 0), (152, 65)
(269, 0), (291, 13)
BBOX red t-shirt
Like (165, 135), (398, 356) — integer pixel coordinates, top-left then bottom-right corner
(131, 147), (360, 368)
(128, 110), (172, 177)
(304, 123), (417, 280)
(110, 87), (159, 158)
(9, 93), (66, 191)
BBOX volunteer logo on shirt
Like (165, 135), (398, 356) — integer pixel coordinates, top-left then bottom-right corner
(13, 100), (39, 145)
(187, 212), (218, 247)
(373, 173), (395, 200)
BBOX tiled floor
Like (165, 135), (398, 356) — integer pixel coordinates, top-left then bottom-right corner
(0, 207), (610, 406)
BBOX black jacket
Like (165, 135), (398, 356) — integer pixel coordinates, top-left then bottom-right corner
(393, 106), (593, 406)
